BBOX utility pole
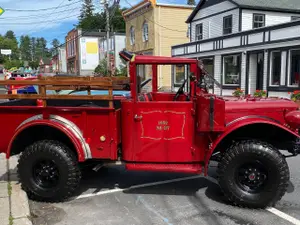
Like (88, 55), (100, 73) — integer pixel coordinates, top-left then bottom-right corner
(101, 0), (110, 76)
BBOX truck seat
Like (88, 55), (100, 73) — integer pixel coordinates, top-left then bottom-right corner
(138, 92), (153, 102)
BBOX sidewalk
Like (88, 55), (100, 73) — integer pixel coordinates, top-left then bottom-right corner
(0, 153), (32, 225)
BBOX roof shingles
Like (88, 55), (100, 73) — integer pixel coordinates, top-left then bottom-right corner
(232, 0), (300, 12)
(187, 0), (300, 23)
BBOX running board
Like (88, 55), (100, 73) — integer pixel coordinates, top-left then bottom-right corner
(125, 163), (203, 174)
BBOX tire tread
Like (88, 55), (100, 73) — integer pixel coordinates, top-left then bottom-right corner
(17, 140), (81, 202)
(217, 140), (290, 209)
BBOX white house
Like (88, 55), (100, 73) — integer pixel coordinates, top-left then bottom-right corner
(171, 0), (300, 98)
(99, 33), (126, 72)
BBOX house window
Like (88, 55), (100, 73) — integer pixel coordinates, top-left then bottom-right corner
(72, 38), (75, 56)
(142, 22), (149, 42)
(187, 24), (190, 38)
(130, 26), (135, 45)
(291, 16), (300, 21)
(270, 51), (281, 86)
(253, 14), (265, 28)
(200, 57), (214, 88)
(174, 64), (186, 84)
(223, 54), (240, 85)
(223, 15), (232, 35)
(195, 24), (203, 41)
(289, 49), (300, 86)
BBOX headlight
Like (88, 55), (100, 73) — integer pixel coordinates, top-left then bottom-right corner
(285, 110), (300, 129)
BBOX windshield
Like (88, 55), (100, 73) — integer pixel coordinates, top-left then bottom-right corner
(198, 60), (222, 89)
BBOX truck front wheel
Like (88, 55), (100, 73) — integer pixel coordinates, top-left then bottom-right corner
(217, 140), (289, 208)
(17, 140), (81, 202)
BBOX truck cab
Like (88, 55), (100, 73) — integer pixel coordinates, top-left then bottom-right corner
(119, 51), (204, 171)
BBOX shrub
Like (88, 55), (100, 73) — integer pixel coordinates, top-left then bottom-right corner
(232, 88), (244, 97)
(253, 90), (267, 98)
(290, 90), (300, 101)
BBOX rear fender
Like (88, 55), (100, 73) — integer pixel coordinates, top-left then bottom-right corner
(205, 118), (300, 169)
(6, 114), (92, 162)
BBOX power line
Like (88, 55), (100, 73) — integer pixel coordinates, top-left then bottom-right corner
(34, 0), (68, 34)
(1, 13), (81, 25)
(0, 7), (80, 20)
(23, 0), (77, 37)
(4, 0), (82, 12)
(41, 0), (82, 44)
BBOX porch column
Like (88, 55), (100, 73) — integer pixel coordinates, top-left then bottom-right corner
(263, 51), (268, 91)
(214, 55), (222, 95)
(241, 53), (247, 91)
(248, 54), (258, 95)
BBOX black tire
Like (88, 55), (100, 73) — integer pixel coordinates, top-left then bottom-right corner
(217, 140), (289, 208)
(17, 140), (81, 202)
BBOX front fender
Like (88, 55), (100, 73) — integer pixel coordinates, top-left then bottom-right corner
(205, 118), (300, 164)
(6, 115), (91, 162)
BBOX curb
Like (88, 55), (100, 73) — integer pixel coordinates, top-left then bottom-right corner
(8, 156), (32, 225)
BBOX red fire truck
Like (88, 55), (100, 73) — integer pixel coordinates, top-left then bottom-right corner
(0, 51), (299, 209)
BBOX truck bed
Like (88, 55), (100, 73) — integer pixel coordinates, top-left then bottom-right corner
(0, 76), (125, 161)
(0, 98), (122, 108)
(0, 104), (121, 161)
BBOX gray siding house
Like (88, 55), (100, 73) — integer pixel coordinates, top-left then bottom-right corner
(172, 0), (300, 98)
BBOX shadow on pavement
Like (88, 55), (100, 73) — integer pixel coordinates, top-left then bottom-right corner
(70, 164), (232, 206)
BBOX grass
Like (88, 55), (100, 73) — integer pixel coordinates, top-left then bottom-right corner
(7, 182), (12, 196)
(9, 215), (13, 225)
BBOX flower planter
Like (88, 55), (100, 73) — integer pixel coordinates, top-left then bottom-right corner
(295, 100), (300, 108)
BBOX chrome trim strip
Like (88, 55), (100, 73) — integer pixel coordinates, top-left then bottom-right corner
(16, 114), (92, 159)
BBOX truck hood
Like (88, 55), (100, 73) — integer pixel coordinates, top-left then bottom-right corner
(222, 97), (299, 127)
(223, 97), (299, 113)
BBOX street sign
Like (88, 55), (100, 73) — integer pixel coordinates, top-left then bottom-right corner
(1, 49), (11, 55)
(0, 7), (5, 16)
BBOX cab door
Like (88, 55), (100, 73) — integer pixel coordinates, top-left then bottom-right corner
(132, 101), (197, 163)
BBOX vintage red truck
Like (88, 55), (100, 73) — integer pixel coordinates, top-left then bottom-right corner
(0, 51), (299, 209)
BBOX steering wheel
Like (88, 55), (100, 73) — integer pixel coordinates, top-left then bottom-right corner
(173, 78), (188, 101)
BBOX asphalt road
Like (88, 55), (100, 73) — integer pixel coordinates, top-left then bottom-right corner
(28, 156), (300, 225)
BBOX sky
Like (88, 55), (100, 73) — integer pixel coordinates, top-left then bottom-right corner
(0, 0), (192, 48)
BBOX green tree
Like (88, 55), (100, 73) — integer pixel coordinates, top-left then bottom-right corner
(94, 58), (109, 76)
(0, 35), (19, 63)
(51, 38), (60, 49)
(35, 37), (48, 59)
(5, 30), (16, 40)
(109, 6), (126, 32)
(77, 2), (127, 32)
(4, 59), (23, 69)
(1, 31), (19, 60)
(19, 35), (32, 61)
(51, 38), (60, 56)
(187, 0), (196, 5)
(31, 37), (36, 61)
(28, 60), (39, 69)
(78, 0), (96, 30)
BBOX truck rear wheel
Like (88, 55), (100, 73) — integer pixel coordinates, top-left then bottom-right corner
(17, 140), (81, 202)
(217, 140), (289, 208)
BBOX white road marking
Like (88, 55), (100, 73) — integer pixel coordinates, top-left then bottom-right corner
(75, 174), (300, 225)
(76, 174), (216, 199)
(267, 207), (300, 225)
